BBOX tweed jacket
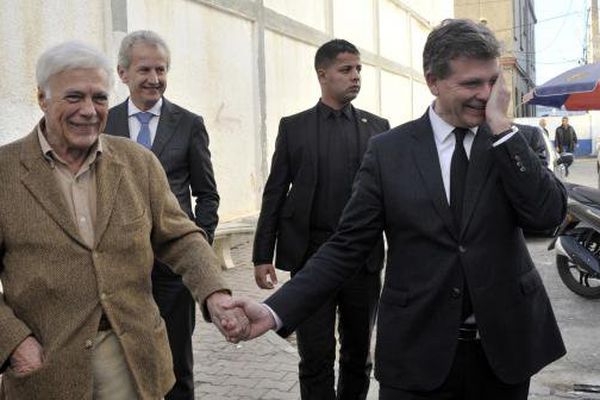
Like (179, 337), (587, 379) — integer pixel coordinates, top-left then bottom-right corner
(0, 125), (227, 399)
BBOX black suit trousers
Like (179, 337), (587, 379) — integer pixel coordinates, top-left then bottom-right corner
(293, 243), (381, 400)
(379, 341), (530, 400)
(152, 261), (196, 400)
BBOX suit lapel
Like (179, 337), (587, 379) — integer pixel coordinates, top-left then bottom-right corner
(410, 113), (457, 240)
(93, 141), (124, 247)
(152, 98), (180, 157)
(20, 129), (88, 248)
(108, 100), (131, 138)
(307, 104), (319, 180)
(461, 125), (494, 235)
(354, 108), (372, 155)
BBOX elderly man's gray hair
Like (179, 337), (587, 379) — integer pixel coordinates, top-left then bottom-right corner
(36, 41), (114, 97)
(118, 30), (171, 70)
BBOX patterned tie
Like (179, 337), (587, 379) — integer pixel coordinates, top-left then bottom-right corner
(135, 112), (154, 149)
(450, 128), (472, 321)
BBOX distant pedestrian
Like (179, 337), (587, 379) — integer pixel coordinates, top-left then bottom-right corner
(539, 118), (549, 136)
(555, 117), (577, 153)
(554, 117), (577, 176)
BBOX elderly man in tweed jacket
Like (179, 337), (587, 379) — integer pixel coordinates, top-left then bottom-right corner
(0, 42), (243, 400)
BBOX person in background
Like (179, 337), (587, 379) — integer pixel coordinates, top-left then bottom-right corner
(539, 118), (549, 136)
(554, 116), (577, 153)
(104, 30), (219, 400)
(554, 117), (577, 176)
(252, 39), (389, 399)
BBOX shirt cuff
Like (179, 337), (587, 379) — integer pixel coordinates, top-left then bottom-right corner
(492, 126), (519, 146)
(262, 303), (283, 331)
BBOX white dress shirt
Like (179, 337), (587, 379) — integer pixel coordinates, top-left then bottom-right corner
(428, 105), (516, 204)
(127, 98), (163, 146)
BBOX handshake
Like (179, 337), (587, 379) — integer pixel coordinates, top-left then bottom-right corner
(205, 291), (276, 343)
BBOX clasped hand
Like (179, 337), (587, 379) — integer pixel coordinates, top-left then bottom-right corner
(207, 292), (276, 343)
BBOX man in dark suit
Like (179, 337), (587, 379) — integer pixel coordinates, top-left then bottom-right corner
(252, 39), (389, 399)
(104, 30), (219, 400)
(227, 19), (566, 400)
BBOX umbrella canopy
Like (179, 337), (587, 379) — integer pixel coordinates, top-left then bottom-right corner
(524, 62), (600, 110)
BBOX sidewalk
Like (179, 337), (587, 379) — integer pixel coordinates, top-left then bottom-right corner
(192, 233), (379, 399)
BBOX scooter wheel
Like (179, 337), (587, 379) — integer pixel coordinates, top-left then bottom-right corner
(556, 254), (600, 299)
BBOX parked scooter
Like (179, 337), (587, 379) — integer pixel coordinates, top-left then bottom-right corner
(548, 182), (600, 299)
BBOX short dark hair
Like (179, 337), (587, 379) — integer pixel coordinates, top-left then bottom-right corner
(314, 39), (360, 70)
(423, 19), (500, 79)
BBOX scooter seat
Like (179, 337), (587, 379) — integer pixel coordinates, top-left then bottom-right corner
(571, 185), (600, 206)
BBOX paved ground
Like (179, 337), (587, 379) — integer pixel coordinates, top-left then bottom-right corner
(193, 158), (600, 400)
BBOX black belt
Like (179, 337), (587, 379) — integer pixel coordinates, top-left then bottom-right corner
(458, 323), (479, 341)
(98, 313), (111, 331)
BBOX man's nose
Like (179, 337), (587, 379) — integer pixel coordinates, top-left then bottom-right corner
(351, 68), (360, 81)
(80, 97), (97, 116)
(147, 70), (159, 84)
(477, 82), (493, 100)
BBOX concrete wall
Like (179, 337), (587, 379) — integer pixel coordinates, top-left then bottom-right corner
(0, 0), (453, 221)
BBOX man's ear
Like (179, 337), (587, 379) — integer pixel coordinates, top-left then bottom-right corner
(37, 88), (48, 111)
(425, 72), (439, 96)
(117, 65), (128, 83)
(316, 68), (327, 84)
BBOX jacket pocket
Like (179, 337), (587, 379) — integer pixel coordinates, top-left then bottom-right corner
(519, 268), (543, 295)
(118, 209), (148, 232)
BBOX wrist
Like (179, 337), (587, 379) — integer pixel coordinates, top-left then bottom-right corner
(491, 125), (519, 143)
(487, 118), (513, 135)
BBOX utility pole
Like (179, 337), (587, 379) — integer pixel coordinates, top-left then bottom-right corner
(593, 0), (600, 62)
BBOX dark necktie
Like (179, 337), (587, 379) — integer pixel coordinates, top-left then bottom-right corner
(135, 112), (154, 149)
(450, 127), (472, 321)
(450, 128), (469, 228)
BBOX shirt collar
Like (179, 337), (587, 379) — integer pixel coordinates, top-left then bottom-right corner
(428, 102), (478, 145)
(127, 97), (163, 117)
(37, 118), (103, 168)
(318, 100), (353, 120)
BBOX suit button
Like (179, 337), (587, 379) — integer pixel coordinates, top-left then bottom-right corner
(84, 339), (93, 349)
(519, 167), (526, 172)
(458, 245), (467, 253)
(451, 287), (462, 298)
(514, 154), (521, 161)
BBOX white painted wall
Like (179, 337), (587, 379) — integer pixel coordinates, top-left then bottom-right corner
(265, 0), (327, 31)
(0, 0), (110, 143)
(0, 0), (454, 220)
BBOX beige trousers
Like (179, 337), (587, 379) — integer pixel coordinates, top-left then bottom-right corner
(92, 330), (138, 400)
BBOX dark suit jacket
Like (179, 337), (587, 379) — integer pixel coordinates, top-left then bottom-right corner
(105, 98), (219, 242)
(515, 124), (547, 167)
(253, 103), (390, 273)
(265, 111), (567, 390)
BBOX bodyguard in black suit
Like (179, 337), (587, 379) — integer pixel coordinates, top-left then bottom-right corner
(252, 39), (389, 399)
(104, 31), (219, 400)
(229, 20), (566, 400)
